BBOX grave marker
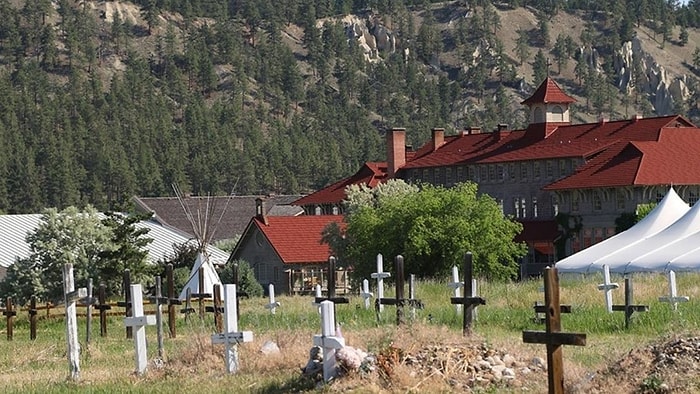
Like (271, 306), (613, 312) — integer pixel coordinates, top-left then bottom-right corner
(450, 253), (486, 336)
(80, 278), (98, 345)
(96, 283), (111, 337)
(165, 264), (182, 338)
(4, 297), (16, 340)
(314, 257), (349, 308)
(63, 264), (87, 381)
(360, 279), (373, 310)
(658, 270), (689, 311)
(312, 284), (323, 313)
(116, 270), (133, 339)
(205, 284), (224, 333)
(29, 296), (37, 340)
(312, 300), (346, 383)
(612, 277), (649, 329)
(370, 254), (390, 313)
(265, 284), (280, 314)
(211, 284), (254, 374)
(181, 288), (195, 321)
(597, 264), (619, 313)
(523, 267), (586, 394)
(377, 255), (423, 326)
(124, 283), (157, 375)
(448, 265), (463, 313)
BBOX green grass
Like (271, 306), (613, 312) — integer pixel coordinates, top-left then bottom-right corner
(1, 272), (699, 392)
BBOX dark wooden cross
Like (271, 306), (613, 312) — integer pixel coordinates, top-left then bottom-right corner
(376, 255), (423, 326)
(191, 266), (211, 320)
(181, 288), (195, 321)
(116, 269), (133, 339)
(79, 278), (98, 344)
(96, 283), (112, 337)
(165, 264), (181, 338)
(28, 296), (38, 340)
(534, 302), (572, 324)
(612, 277), (649, 329)
(314, 257), (349, 308)
(205, 284), (224, 333)
(523, 267), (586, 394)
(450, 253), (486, 336)
(4, 297), (16, 340)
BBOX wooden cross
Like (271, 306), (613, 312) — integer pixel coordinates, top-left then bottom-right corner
(79, 278), (98, 345)
(448, 265), (463, 313)
(63, 264), (87, 381)
(211, 284), (254, 374)
(377, 255), (423, 326)
(523, 267), (586, 394)
(314, 257), (349, 307)
(96, 283), (111, 337)
(360, 279), (373, 310)
(205, 284), (224, 333)
(265, 283), (281, 314)
(658, 270), (689, 311)
(28, 296), (38, 340)
(612, 277), (649, 329)
(450, 253), (486, 336)
(165, 264), (182, 338)
(124, 283), (157, 375)
(191, 266), (211, 320)
(4, 296), (16, 341)
(597, 264), (619, 313)
(370, 254), (390, 312)
(116, 270), (133, 339)
(181, 287), (195, 320)
(312, 300), (345, 383)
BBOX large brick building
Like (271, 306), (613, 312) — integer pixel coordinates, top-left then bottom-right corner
(295, 78), (700, 275)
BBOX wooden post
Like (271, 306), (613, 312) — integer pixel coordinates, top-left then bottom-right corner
(116, 270), (133, 339)
(312, 301), (345, 382)
(211, 284), (254, 374)
(523, 267), (586, 394)
(124, 283), (157, 375)
(360, 279), (373, 310)
(165, 264), (181, 338)
(450, 253), (486, 335)
(612, 277), (649, 329)
(658, 270), (689, 311)
(181, 288), (195, 321)
(63, 264), (86, 381)
(96, 283), (111, 337)
(155, 277), (165, 359)
(314, 257), (349, 309)
(205, 284), (224, 333)
(597, 264), (619, 313)
(265, 283), (280, 314)
(29, 296), (38, 340)
(377, 255), (423, 326)
(4, 297), (16, 340)
(370, 254), (390, 313)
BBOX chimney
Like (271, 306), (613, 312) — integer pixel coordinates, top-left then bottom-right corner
(255, 197), (268, 225)
(387, 128), (406, 178)
(468, 127), (481, 135)
(598, 116), (608, 124)
(497, 124), (508, 132)
(431, 128), (445, 151)
(633, 114), (642, 122)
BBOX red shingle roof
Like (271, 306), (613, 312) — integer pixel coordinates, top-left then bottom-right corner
(254, 215), (344, 264)
(521, 77), (576, 105)
(293, 162), (388, 206)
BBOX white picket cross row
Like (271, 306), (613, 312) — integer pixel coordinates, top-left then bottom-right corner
(370, 254), (390, 312)
(448, 265), (463, 313)
(658, 270), (690, 311)
(597, 264), (619, 313)
(211, 284), (254, 374)
(124, 284), (157, 375)
(360, 279), (373, 310)
(63, 264), (86, 381)
(312, 301), (345, 383)
(312, 284), (323, 313)
(265, 283), (281, 314)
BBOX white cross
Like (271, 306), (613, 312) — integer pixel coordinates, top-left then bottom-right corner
(312, 301), (345, 382)
(63, 264), (85, 381)
(597, 264), (619, 313)
(448, 265), (463, 313)
(312, 284), (322, 313)
(470, 278), (479, 321)
(360, 279), (373, 310)
(124, 284), (157, 375)
(211, 284), (254, 373)
(370, 254), (390, 312)
(265, 283), (281, 314)
(658, 270), (690, 311)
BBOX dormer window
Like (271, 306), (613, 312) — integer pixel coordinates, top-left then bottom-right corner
(534, 107), (545, 123)
(552, 105), (564, 121)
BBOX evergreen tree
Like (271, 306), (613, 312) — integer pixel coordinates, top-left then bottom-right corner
(532, 49), (548, 85)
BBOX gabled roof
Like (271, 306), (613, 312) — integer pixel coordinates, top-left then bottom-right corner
(245, 215), (344, 264)
(133, 195), (303, 241)
(293, 162), (388, 206)
(521, 77), (576, 105)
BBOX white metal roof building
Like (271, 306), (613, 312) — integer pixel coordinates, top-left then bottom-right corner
(0, 214), (229, 279)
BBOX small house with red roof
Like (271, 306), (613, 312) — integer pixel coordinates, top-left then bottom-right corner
(228, 198), (348, 294)
(294, 77), (700, 276)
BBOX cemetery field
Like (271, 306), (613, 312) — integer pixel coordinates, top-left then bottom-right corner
(2, 272), (700, 393)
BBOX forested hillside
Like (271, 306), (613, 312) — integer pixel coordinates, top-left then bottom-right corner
(1, 0), (700, 213)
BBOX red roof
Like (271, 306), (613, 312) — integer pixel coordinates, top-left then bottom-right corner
(254, 215), (344, 264)
(546, 127), (700, 190)
(293, 162), (388, 206)
(521, 77), (576, 105)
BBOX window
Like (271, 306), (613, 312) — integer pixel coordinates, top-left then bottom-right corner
(314, 206), (322, 215)
(332, 206), (339, 215)
(559, 159), (568, 176)
(546, 161), (554, 178)
(616, 190), (626, 210)
(514, 197), (521, 218)
(468, 166), (475, 181)
(509, 163), (516, 181)
(480, 166), (487, 182)
(594, 228), (603, 243)
(534, 106), (544, 123)
(532, 197), (538, 218)
(498, 199), (504, 213)
(690, 191), (699, 206)
(520, 163), (528, 182)
(552, 105), (564, 121)
(434, 168), (442, 184)
(521, 197), (527, 218)
(422, 169), (429, 182)
(488, 165), (495, 182)
(593, 193), (602, 211)
(533, 162), (541, 179)
(552, 196), (559, 216)
(445, 167), (453, 186)
(456, 166), (464, 182)
(496, 165), (504, 182)
(572, 193), (579, 212)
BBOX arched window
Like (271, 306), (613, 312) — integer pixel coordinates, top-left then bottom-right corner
(552, 105), (564, 121)
(534, 107), (544, 123)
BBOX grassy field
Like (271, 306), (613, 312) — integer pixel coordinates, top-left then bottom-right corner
(1, 271), (699, 393)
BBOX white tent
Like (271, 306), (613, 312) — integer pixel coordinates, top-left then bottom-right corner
(179, 251), (223, 300)
(555, 187), (689, 274)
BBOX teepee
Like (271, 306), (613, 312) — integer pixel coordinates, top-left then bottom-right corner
(173, 184), (232, 300)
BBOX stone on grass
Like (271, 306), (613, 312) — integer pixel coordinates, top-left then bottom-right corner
(260, 340), (280, 355)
